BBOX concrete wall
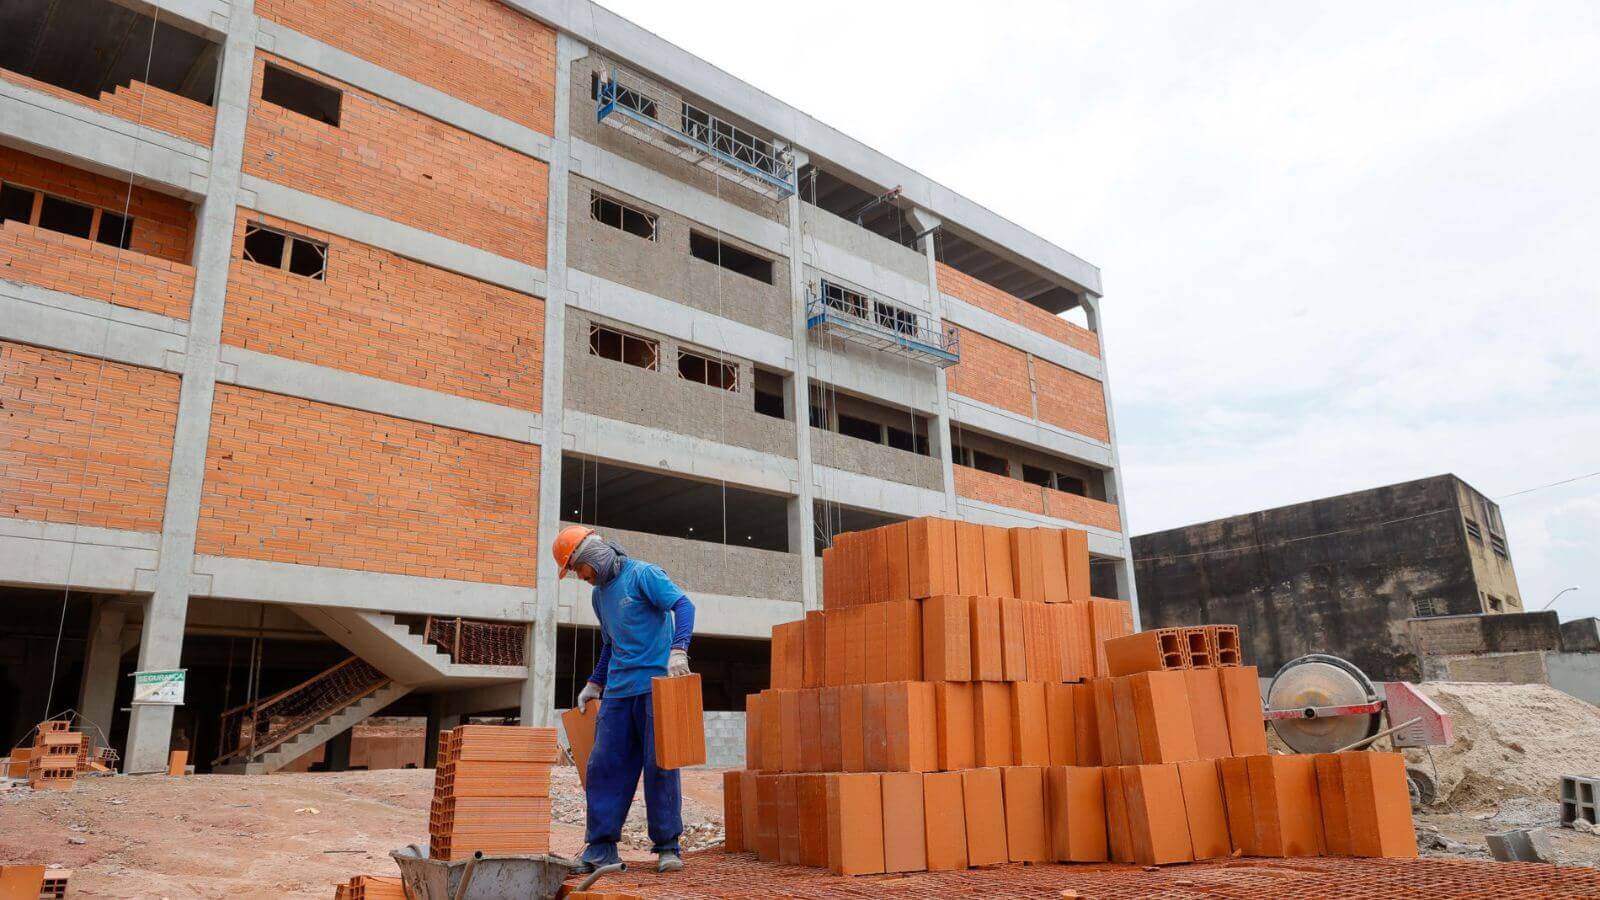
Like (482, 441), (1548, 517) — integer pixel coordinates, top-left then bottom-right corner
(809, 427), (942, 491)
(1562, 618), (1600, 653)
(1452, 479), (1524, 611)
(1408, 611), (1563, 659)
(1546, 652), (1600, 706)
(562, 524), (803, 606)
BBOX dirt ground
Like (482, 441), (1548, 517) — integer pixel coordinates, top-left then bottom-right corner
(0, 766), (724, 898)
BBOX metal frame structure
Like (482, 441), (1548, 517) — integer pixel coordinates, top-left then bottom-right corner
(595, 63), (796, 200)
(806, 278), (959, 367)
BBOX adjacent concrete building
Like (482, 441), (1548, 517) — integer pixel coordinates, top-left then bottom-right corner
(0, 0), (1134, 772)
(1133, 475), (1521, 681)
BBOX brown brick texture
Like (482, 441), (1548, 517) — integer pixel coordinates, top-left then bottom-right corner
(953, 466), (1122, 532)
(1, 342), (179, 533)
(946, 326), (1111, 443)
(222, 210), (545, 411)
(255, 0), (557, 135)
(0, 146), (195, 261)
(243, 54), (548, 266)
(0, 69), (216, 147)
(195, 386), (539, 585)
(937, 262), (1100, 357)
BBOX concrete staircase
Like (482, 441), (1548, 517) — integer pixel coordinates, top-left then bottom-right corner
(291, 606), (526, 689)
(215, 681), (411, 775)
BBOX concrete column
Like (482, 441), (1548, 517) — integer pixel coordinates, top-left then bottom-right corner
(125, 0), (257, 774)
(76, 598), (129, 743)
(425, 695), (464, 768)
(524, 34), (584, 726)
(1081, 295), (1141, 628)
(784, 151), (820, 611)
(907, 208), (959, 513)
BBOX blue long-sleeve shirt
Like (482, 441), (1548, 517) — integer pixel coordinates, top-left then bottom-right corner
(584, 558), (695, 697)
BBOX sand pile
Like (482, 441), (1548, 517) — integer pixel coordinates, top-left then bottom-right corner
(1406, 682), (1600, 809)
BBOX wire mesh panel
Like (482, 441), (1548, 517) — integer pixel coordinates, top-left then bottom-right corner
(425, 617), (528, 667)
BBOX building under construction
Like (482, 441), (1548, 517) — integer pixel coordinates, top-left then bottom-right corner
(0, 0), (1133, 774)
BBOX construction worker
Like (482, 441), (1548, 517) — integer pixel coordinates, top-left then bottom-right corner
(552, 524), (696, 874)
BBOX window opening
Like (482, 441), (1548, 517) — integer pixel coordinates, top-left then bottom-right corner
(590, 192), (658, 240)
(678, 349), (737, 391)
(0, 184), (36, 223)
(690, 231), (773, 283)
(1022, 465), (1053, 487)
(261, 64), (343, 126)
(96, 211), (133, 249)
(971, 449), (1008, 475)
(589, 324), (658, 371)
(1054, 475), (1088, 496)
(242, 222), (327, 280)
(874, 301), (917, 336)
(753, 368), (786, 419)
(822, 280), (869, 319)
(837, 414), (883, 444)
(590, 71), (656, 117)
(885, 425), (930, 456)
(37, 195), (96, 239)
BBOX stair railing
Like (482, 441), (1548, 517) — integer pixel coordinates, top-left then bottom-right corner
(422, 616), (528, 667)
(213, 656), (388, 766)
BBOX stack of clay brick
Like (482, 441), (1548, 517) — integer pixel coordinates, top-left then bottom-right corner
(724, 515), (1418, 874)
(331, 874), (405, 899)
(27, 721), (83, 791)
(428, 725), (557, 861)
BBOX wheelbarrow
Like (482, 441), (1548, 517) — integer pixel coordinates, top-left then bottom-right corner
(390, 844), (625, 900)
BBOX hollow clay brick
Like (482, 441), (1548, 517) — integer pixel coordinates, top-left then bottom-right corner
(1062, 528), (1091, 606)
(824, 607), (847, 687)
(1045, 682), (1077, 766)
(934, 681), (976, 771)
(921, 595), (972, 682)
(821, 546), (836, 610)
(922, 771), (969, 871)
(1313, 753), (1352, 857)
(884, 600), (923, 682)
(999, 597), (1029, 680)
(862, 682), (889, 772)
(1103, 630), (1187, 677)
(839, 684), (865, 773)
(862, 602), (888, 684)
(907, 517), (958, 599)
(1091, 677), (1122, 766)
(955, 521), (987, 596)
(1008, 527), (1043, 603)
(1184, 668), (1233, 760)
(739, 769), (760, 853)
(803, 610), (825, 689)
(1217, 756), (1258, 856)
(651, 673), (705, 769)
(819, 686), (843, 773)
(863, 526), (888, 605)
(799, 688), (823, 773)
(973, 681), (1014, 768)
(1072, 682), (1102, 767)
(884, 681), (938, 773)
(779, 689), (802, 773)
(754, 774), (781, 861)
(1046, 765), (1108, 862)
(771, 620), (803, 690)
(1247, 754), (1326, 857)
(1048, 603), (1075, 681)
(723, 769), (745, 852)
(744, 695), (763, 774)
(1218, 665), (1269, 756)
(1088, 599), (1136, 676)
(1130, 670), (1200, 764)
(1341, 751), (1418, 858)
(881, 772), (929, 873)
(961, 767), (1009, 866)
(562, 700), (601, 787)
(826, 773), (885, 875)
(1025, 600), (1053, 682)
(981, 524), (1015, 599)
(1010, 681), (1051, 767)
(1038, 528), (1070, 603)
(1182, 626), (1212, 669)
(883, 520), (911, 602)
(1102, 765), (1134, 864)
(760, 690), (783, 772)
(1177, 758), (1232, 860)
(969, 595), (1005, 681)
(1110, 676), (1143, 765)
(1066, 602), (1094, 681)
(1122, 763), (1194, 866)
(1002, 765), (1051, 863)
(797, 773), (830, 868)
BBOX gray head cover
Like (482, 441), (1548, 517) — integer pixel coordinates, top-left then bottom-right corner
(571, 534), (628, 585)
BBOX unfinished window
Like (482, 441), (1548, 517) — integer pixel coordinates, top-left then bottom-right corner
(1054, 474), (1088, 496)
(0, 184), (36, 223)
(971, 448), (1008, 476)
(96, 211), (133, 250)
(951, 444), (973, 467)
(242, 223), (327, 280)
(589, 324), (659, 371)
(1487, 595), (1503, 612)
(590, 71), (657, 118)
(590, 193), (657, 241)
(1, 184), (140, 250)
(678, 349), (737, 391)
(37, 195), (96, 239)
(885, 425), (930, 456)
(690, 231), (773, 283)
(874, 301), (917, 336)
(1022, 464), (1053, 487)
(753, 368), (786, 419)
(822, 281), (868, 319)
(262, 64), (342, 126)
(837, 414), (882, 444)
(0, 0), (220, 106)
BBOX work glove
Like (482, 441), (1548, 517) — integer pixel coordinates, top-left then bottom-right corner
(577, 681), (602, 710)
(667, 648), (691, 678)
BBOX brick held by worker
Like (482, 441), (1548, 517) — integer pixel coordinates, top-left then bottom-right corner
(552, 524), (697, 876)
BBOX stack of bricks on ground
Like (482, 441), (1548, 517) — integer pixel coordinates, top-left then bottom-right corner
(6, 719), (119, 788)
(428, 725), (557, 861)
(727, 515), (1417, 873)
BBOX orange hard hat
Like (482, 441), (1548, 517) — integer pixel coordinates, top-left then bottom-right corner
(552, 524), (595, 578)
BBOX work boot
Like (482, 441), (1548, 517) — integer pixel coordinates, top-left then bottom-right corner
(574, 844), (621, 875)
(656, 850), (683, 873)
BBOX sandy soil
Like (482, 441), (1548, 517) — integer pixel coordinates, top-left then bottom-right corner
(0, 765), (724, 898)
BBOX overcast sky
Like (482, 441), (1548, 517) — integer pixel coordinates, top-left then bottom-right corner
(599, 1), (1600, 621)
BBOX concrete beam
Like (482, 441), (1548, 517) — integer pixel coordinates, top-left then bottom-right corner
(563, 411), (798, 496)
(1081, 295), (1139, 621)
(114, 0), (233, 37)
(946, 394), (1114, 469)
(216, 346), (544, 445)
(240, 175), (547, 297)
(0, 519), (160, 594)
(804, 338), (941, 415)
(192, 554), (537, 620)
(255, 22), (554, 162)
(810, 466), (947, 521)
(568, 269), (792, 373)
(942, 294), (1103, 380)
(0, 283), (189, 374)
(0, 80), (209, 199)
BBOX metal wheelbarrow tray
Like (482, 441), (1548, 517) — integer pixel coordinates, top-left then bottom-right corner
(390, 845), (624, 900)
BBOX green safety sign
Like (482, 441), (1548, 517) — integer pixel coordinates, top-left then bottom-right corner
(131, 669), (186, 705)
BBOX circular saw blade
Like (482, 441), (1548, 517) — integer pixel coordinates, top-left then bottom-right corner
(1267, 654), (1381, 754)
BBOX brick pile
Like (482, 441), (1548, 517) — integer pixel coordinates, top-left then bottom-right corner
(428, 725), (557, 861)
(331, 874), (405, 899)
(726, 516), (1418, 875)
(28, 721), (83, 792)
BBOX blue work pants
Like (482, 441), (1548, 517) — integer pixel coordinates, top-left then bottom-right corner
(581, 690), (682, 862)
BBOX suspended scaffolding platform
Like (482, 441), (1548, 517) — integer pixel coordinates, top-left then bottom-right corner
(806, 279), (960, 368)
(596, 63), (796, 201)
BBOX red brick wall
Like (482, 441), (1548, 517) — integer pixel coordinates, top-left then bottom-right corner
(0, 69), (215, 148)
(953, 466), (1121, 532)
(0, 146), (195, 261)
(1, 221), (196, 319)
(938, 262), (1100, 357)
(1033, 357), (1110, 444)
(946, 326), (1032, 418)
(0, 342), (179, 533)
(222, 210), (544, 411)
(243, 54), (548, 265)
(255, 0), (557, 135)
(196, 386), (539, 585)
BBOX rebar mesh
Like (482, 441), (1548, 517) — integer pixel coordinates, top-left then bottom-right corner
(214, 657), (387, 765)
(425, 617), (528, 667)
